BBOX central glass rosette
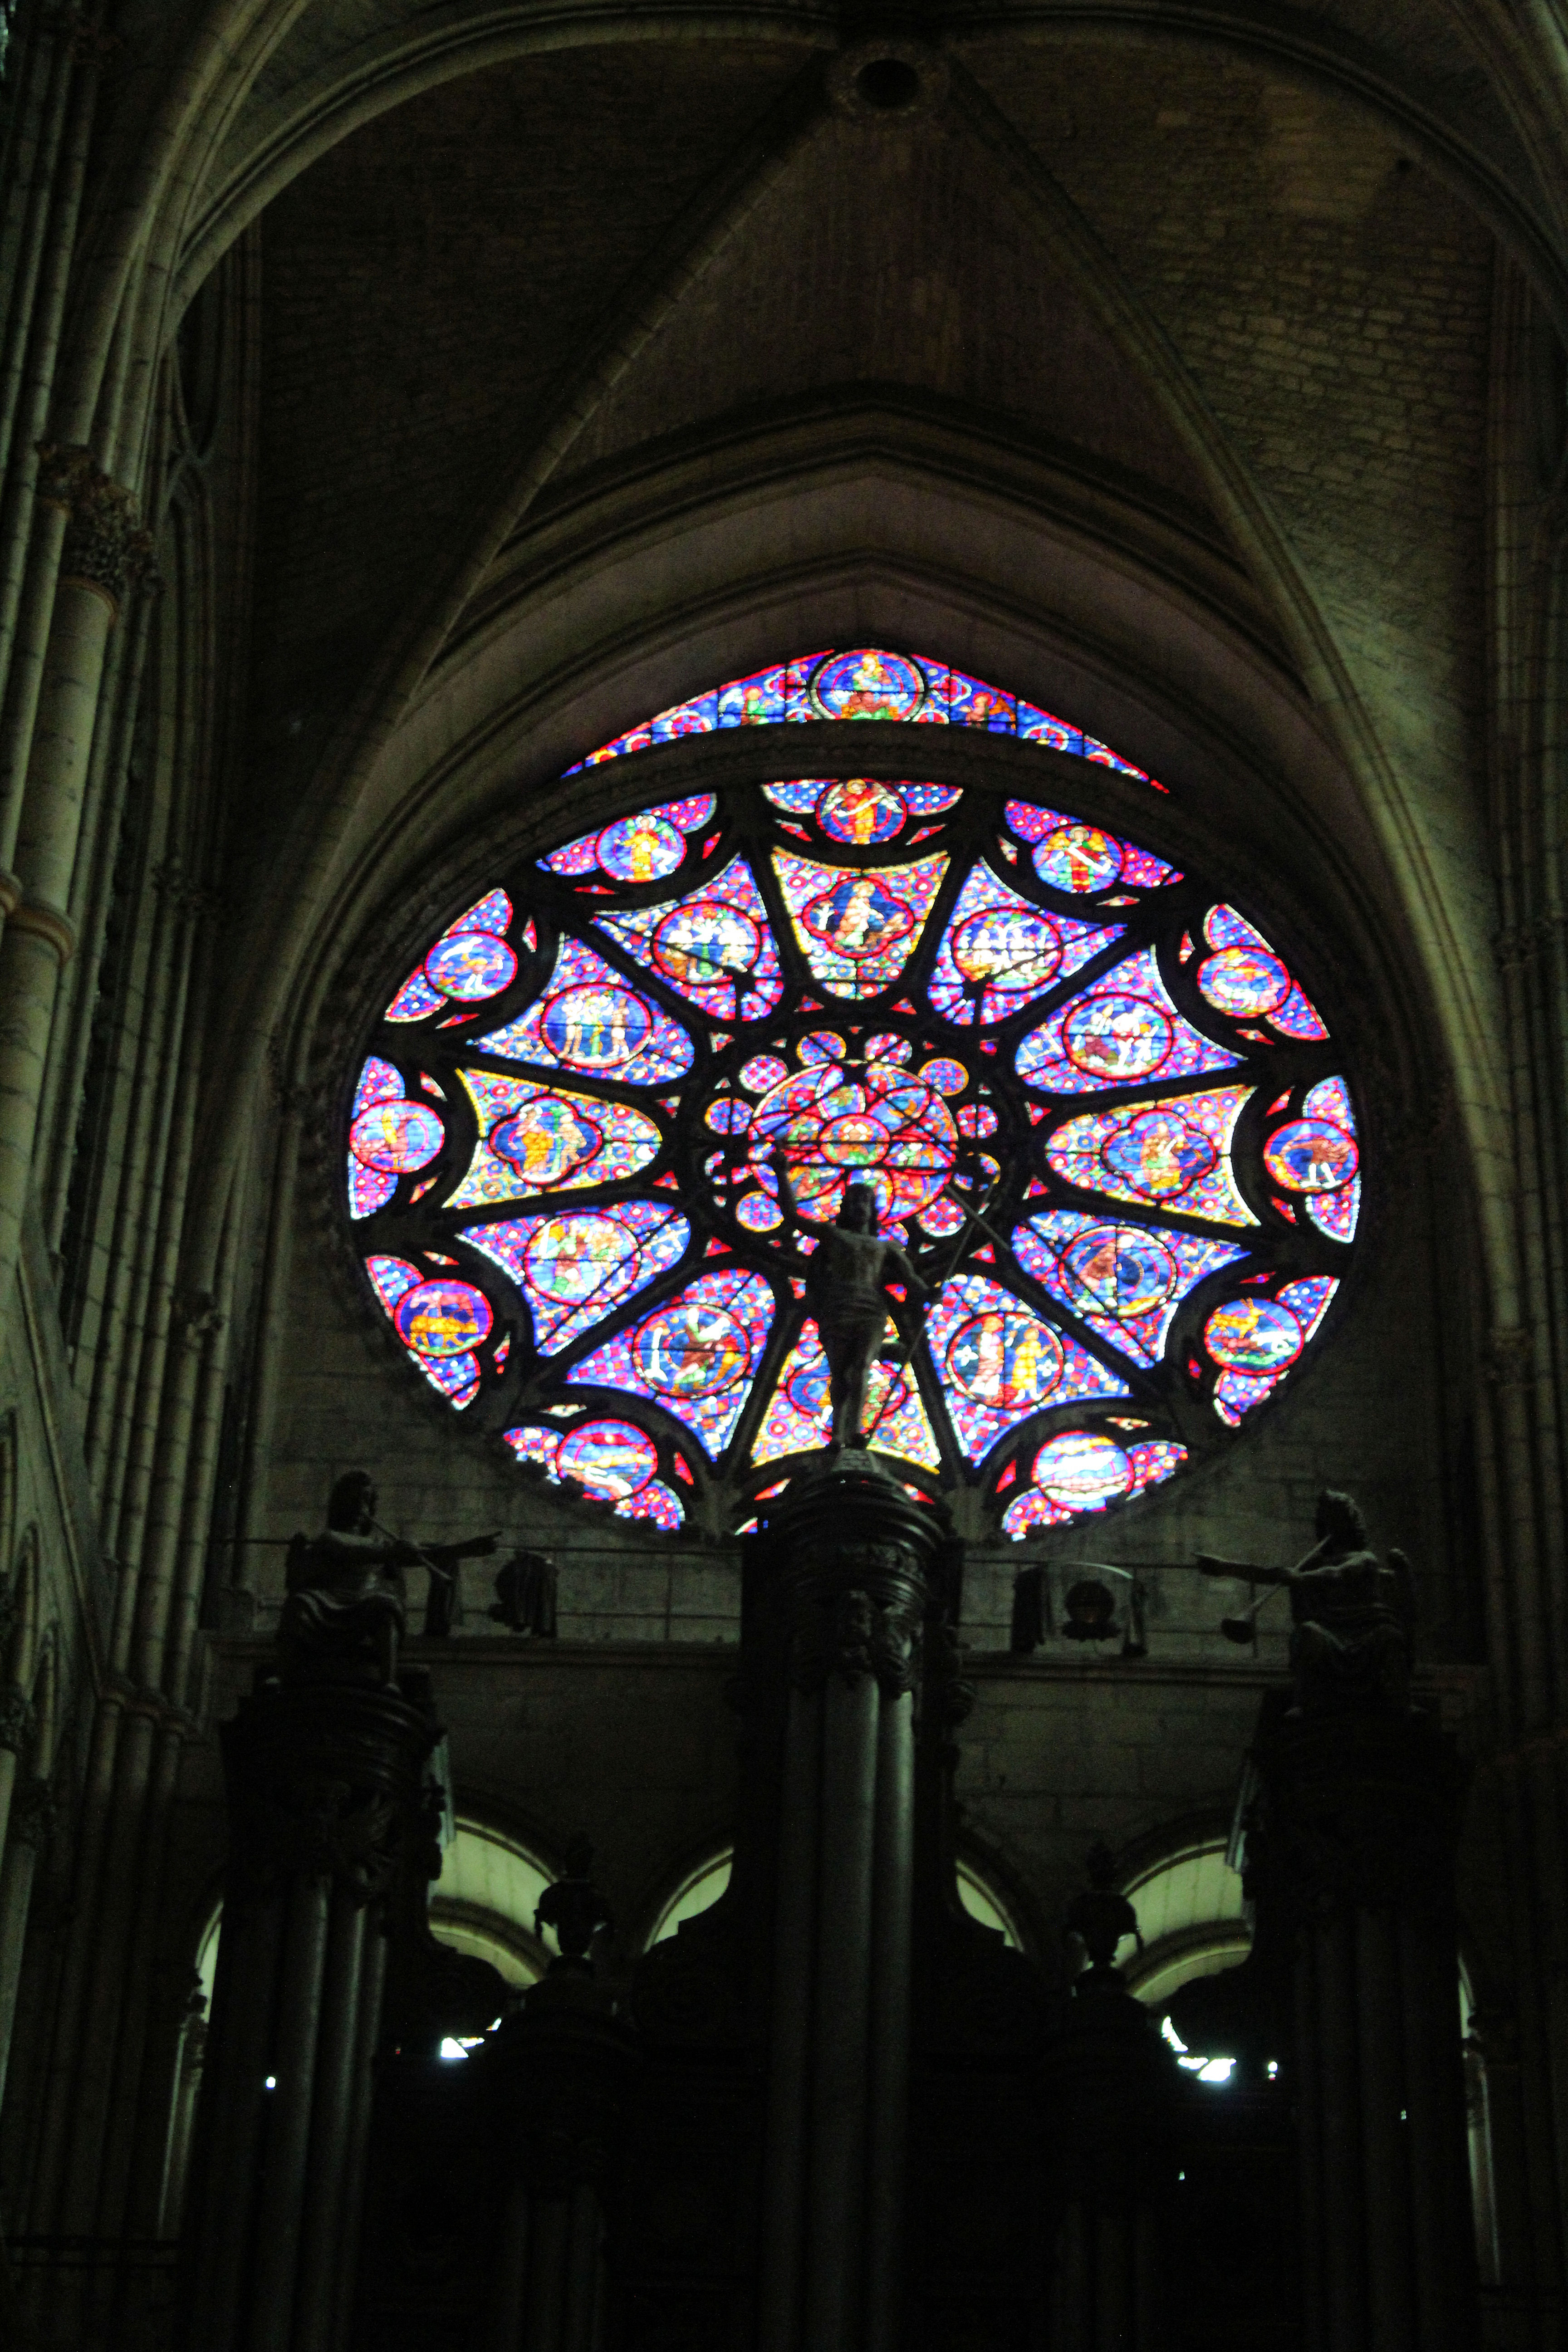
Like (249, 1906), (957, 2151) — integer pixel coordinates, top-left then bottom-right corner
(346, 665), (1360, 1544)
(730, 1036), (963, 1230)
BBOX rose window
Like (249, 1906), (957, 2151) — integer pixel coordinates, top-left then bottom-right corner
(344, 649), (1360, 1538)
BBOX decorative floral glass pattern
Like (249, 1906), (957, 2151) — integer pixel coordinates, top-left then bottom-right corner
(345, 653), (1358, 1536)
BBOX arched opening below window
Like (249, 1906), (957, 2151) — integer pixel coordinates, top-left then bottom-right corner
(430, 1819), (556, 1987)
(644, 1849), (1021, 1949)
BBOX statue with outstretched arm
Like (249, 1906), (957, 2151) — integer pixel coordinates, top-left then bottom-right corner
(1194, 1487), (1415, 1716)
(280, 1471), (498, 1687)
(771, 1152), (930, 1450)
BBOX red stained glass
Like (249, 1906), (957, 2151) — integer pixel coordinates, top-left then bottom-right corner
(351, 709), (1357, 1529)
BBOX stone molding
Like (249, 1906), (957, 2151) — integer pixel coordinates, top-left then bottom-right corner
(5, 894), (77, 966)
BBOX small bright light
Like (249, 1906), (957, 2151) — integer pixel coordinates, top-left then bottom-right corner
(264, 2076), (276, 2090)
(1267, 2059), (1279, 2080)
(1196, 2057), (1235, 2084)
(438, 2037), (469, 2061)
(1161, 2016), (1189, 2054)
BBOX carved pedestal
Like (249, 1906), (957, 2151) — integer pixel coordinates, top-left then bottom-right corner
(180, 1671), (437, 2352)
(1244, 1695), (1477, 2352)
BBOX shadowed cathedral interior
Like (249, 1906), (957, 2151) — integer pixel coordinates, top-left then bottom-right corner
(0, 2), (1561, 2347)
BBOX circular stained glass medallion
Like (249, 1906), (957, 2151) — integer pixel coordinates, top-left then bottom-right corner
(1033, 1431), (1132, 1509)
(1058, 1226), (1177, 1318)
(426, 930), (517, 1001)
(1199, 945), (1291, 1019)
(1062, 994), (1173, 1083)
(1102, 1110), (1217, 1200)
(946, 1313), (1064, 1407)
(558, 1420), (658, 1496)
(803, 873), (915, 961)
(1264, 1118), (1358, 1193)
(748, 1056), (956, 1225)
(491, 1099), (602, 1185)
(394, 1279), (492, 1357)
(1034, 823), (1121, 894)
(541, 985), (651, 1069)
(654, 902), (760, 990)
(811, 650), (925, 720)
(348, 659), (1359, 1538)
(952, 908), (1062, 994)
(597, 813), (685, 882)
(633, 1302), (751, 1396)
(1205, 1298), (1303, 1373)
(816, 778), (906, 844)
(350, 1099), (443, 1173)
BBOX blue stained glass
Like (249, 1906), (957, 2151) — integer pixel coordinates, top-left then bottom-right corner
(462, 1201), (689, 1350)
(502, 1418), (683, 1523)
(349, 1161), (397, 1219)
(925, 1271), (1126, 1462)
(568, 1267), (775, 1455)
(563, 649), (1164, 788)
(928, 864), (1112, 1026)
(356, 712), (1358, 1534)
(387, 890), (515, 1022)
(1014, 1211), (1246, 1367)
(1046, 1085), (1257, 1227)
(365, 1254), (420, 1316)
(597, 857), (783, 1023)
(1016, 946), (1240, 1093)
(752, 1321), (941, 1471)
(761, 780), (823, 813)
(477, 937), (694, 1084)
(773, 849), (946, 998)
(449, 1073), (661, 1208)
(415, 1351), (480, 1408)
(354, 1057), (402, 1116)
(540, 796), (716, 884)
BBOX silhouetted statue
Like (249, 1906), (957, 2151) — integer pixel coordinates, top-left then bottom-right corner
(772, 1159), (929, 1448)
(279, 1471), (497, 1687)
(488, 1548), (559, 1637)
(1195, 1488), (1415, 1716)
(1065, 1842), (1144, 1983)
(535, 1832), (615, 1968)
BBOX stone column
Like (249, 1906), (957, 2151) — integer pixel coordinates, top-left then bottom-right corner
(1039, 1852), (1177, 2352)
(480, 1883), (630, 2352)
(179, 1670), (437, 2352)
(0, 441), (150, 1323)
(754, 1453), (946, 2352)
(1244, 1695), (1477, 2352)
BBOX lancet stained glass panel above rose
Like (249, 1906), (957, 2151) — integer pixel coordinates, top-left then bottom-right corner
(343, 649), (1358, 1537)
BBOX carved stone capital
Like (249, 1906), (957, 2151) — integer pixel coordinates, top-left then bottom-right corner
(764, 1455), (952, 1696)
(220, 1679), (437, 1907)
(0, 1686), (34, 1755)
(35, 442), (151, 616)
(790, 1578), (923, 1695)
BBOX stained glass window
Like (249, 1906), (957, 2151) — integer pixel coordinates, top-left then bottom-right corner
(345, 650), (1358, 1538)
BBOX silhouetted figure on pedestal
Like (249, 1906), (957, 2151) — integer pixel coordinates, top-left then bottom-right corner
(280, 1471), (496, 1687)
(1195, 1487), (1414, 1715)
(771, 1158), (929, 1448)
